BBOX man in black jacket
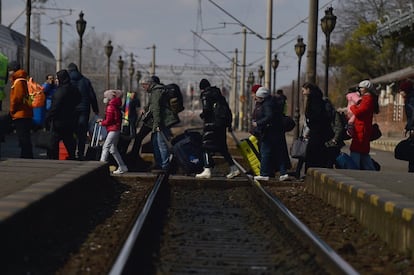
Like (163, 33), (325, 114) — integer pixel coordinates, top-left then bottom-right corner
(46, 69), (81, 160)
(67, 63), (99, 160)
(195, 79), (240, 179)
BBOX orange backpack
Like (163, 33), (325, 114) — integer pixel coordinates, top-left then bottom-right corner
(27, 77), (45, 108)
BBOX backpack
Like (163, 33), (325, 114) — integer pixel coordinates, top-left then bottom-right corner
(163, 83), (184, 115)
(27, 77), (46, 108)
(323, 97), (348, 143)
(210, 87), (232, 128)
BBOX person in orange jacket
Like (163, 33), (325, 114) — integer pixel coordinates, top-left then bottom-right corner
(8, 61), (33, 158)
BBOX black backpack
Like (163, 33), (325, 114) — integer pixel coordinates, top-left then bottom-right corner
(323, 98), (349, 143)
(210, 87), (232, 128)
(163, 83), (184, 115)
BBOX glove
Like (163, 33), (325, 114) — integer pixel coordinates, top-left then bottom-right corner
(227, 126), (233, 133)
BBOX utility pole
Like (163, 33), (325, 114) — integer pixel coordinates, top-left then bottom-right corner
(264, 0), (273, 90)
(151, 44), (156, 76)
(25, 0), (31, 75)
(240, 27), (247, 130)
(305, 0), (318, 84)
(56, 19), (62, 71)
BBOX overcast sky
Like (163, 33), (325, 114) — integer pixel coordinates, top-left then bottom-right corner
(1, 0), (336, 88)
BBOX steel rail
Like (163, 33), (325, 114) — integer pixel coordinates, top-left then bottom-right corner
(108, 173), (167, 275)
(250, 179), (359, 275)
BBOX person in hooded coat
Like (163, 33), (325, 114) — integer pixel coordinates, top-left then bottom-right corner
(67, 62), (99, 160)
(97, 90), (128, 174)
(195, 78), (240, 179)
(45, 69), (81, 160)
(349, 80), (378, 170)
(9, 61), (33, 158)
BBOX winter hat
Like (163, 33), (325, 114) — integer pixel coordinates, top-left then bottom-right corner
(399, 80), (413, 92)
(251, 84), (262, 94)
(199, 78), (211, 90)
(104, 89), (123, 99)
(151, 75), (160, 84)
(8, 61), (21, 71)
(358, 80), (372, 89)
(139, 76), (153, 85)
(67, 63), (79, 72)
(255, 87), (270, 98)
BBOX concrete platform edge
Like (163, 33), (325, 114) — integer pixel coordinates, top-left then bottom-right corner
(306, 167), (414, 256)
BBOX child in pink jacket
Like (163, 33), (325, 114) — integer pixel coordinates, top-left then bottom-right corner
(97, 90), (128, 174)
(346, 88), (361, 137)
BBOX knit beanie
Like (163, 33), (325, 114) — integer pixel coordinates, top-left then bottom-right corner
(399, 80), (413, 92)
(104, 89), (123, 99)
(255, 87), (270, 98)
(251, 84), (262, 94)
(199, 79), (211, 90)
(358, 80), (372, 89)
(8, 61), (21, 71)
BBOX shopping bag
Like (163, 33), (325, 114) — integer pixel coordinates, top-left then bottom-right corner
(290, 137), (308, 159)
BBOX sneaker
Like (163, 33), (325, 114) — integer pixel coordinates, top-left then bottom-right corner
(254, 175), (269, 181)
(226, 165), (241, 179)
(113, 166), (128, 175)
(279, 174), (289, 181)
(196, 168), (211, 179)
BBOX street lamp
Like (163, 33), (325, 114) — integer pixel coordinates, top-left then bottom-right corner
(258, 65), (265, 85)
(294, 36), (306, 139)
(271, 54), (279, 95)
(76, 11), (86, 73)
(117, 56), (124, 90)
(321, 6), (337, 98)
(104, 40), (113, 90)
(128, 53), (135, 92)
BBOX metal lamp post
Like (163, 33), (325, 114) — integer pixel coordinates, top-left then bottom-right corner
(247, 71), (255, 131)
(117, 56), (124, 90)
(294, 36), (306, 139)
(258, 65), (265, 86)
(321, 7), (337, 98)
(136, 70), (142, 88)
(76, 11), (86, 73)
(128, 54), (135, 92)
(104, 40), (113, 90)
(271, 54), (279, 95)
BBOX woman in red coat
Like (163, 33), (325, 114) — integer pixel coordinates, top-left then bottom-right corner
(349, 80), (379, 170)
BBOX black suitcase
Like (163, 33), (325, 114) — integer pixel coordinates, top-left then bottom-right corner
(85, 122), (103, 161)
(171, 130), (204, 175)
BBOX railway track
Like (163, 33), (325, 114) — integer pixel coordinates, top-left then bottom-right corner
(109, 173), (358, 274)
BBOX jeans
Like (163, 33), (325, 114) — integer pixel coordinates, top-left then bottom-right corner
(151, 128), (171, 170)
(75, 112), (89, 159)
(350, 152), (375, 170)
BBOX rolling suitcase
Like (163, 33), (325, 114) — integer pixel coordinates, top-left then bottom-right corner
(171, 130), (204, 175)
(230, 132), (261, 176)
(85, 122), (103, 161)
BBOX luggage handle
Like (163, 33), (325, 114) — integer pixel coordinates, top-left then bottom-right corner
(91, 122), (102, 147)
